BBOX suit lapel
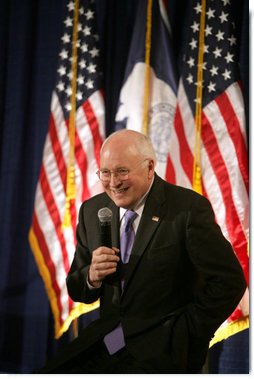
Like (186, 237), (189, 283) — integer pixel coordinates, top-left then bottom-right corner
(122, 175), (166, 294)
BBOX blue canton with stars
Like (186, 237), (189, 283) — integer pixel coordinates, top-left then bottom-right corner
(182, 0), (240, 114)
(55, 0), (103, 120)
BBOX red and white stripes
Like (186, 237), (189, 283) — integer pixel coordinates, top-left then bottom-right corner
(166, 80), (249, 292)
(30, 90), (105, 337)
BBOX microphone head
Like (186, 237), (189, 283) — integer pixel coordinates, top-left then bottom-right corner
(98, 207), (113, 223)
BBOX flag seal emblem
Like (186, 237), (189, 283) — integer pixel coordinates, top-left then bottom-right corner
(149, 102), (175, 162)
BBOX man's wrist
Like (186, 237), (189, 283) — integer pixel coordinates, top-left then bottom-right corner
(87, 269), (102, 289)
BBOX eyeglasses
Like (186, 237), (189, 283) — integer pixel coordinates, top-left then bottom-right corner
(96, 159), (149, 182)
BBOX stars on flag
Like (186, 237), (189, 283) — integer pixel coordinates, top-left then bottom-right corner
(182, 0), (239, 111)
(55, 0), (103, 118)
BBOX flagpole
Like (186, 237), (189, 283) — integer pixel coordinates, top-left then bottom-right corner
(62, 0), (80, 339)
(193, 0), (206, 195)
(62, 0), (79, 228)
(142, 0), (153, 136)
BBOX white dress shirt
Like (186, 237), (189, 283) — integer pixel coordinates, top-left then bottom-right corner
(87, 176), (154, 289)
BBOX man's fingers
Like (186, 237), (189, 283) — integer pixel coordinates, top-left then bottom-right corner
(94, 246), (120, 256)
(89, 246), (120, 283)
(92, 247), (120, 264)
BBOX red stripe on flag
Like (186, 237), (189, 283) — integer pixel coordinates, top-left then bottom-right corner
(165, 154), (176, 184)
(215, 92), (249, 194)
(162, 0), (168, 9)
(49, 113), (67, 190)
(174, 105), (193, 184)
(40, 165), (70, 275)
(82, 99), (103, 167)
(32, 213), (64, 325)
(201, 182), (208, 200)
(74, 130), (91, 201)
(201, 113), (249, 285)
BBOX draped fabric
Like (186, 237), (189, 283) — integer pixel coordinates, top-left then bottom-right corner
(29, 0), (105, 340)
(166, 0), (249, 346)
(0, 0), (249, 374)
(0, 1), (67, 373)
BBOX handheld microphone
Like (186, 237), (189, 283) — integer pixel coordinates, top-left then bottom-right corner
(98, 207), (118, 293)
(98, 207), (113, 247)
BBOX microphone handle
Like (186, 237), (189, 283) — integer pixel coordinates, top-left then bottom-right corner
(99, 222), (112, 248)
(99, 220), (117, 288)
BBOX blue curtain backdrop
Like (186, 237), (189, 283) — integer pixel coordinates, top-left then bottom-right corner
(0, 0), (249, 374)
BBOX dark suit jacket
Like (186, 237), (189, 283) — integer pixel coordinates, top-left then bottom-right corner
(46, 174), (246, 373)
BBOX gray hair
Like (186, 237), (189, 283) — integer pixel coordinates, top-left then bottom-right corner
(101, 129), (157, 164)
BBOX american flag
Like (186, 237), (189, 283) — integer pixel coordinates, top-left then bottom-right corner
(29, 0), (104, 338)
(165, 0), (249, 345)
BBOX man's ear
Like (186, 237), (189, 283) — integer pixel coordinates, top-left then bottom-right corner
(148, 159), (155, 178)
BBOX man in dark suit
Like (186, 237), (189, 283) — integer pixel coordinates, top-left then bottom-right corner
(39, 129), (246, 373)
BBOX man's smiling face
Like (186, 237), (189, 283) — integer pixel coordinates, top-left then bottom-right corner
(99, 132), (154, 209)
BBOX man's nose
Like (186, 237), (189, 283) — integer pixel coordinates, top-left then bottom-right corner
(109, 172), (122, 185)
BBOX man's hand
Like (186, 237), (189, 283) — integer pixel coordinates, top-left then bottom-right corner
(88, 247), (120, 288)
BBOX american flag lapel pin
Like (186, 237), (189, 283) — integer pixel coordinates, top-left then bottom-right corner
(152, 216), (160, 222)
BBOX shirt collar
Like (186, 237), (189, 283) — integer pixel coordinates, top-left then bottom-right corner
(119, 176), (154, 221)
